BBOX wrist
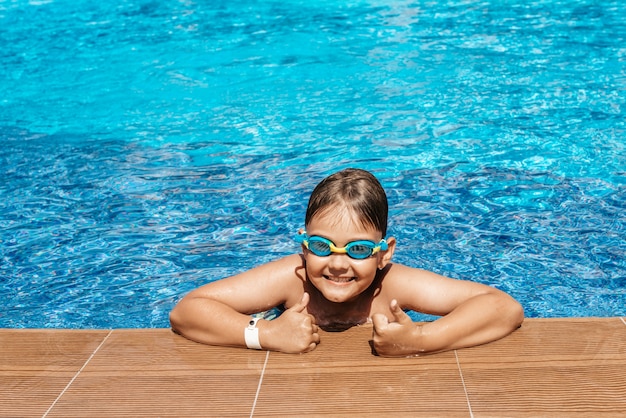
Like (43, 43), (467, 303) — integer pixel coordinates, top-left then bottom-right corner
(412, 322), (438, 354)
(245, 317), (263, 350)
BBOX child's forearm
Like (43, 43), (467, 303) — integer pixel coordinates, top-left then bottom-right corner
(169, 296), (258, 348)
(419, 292), (524, 353)
(170, 293), (321, 353)
(373, 292), (524, 357)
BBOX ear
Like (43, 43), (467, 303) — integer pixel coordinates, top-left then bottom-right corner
(377, 236), (396, 269)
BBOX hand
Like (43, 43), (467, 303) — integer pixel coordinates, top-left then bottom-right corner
(371, 299), (420, 357)
(266, 293), (320, 354)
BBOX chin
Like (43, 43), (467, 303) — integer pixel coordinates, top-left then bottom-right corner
(319, 287), (360, 304)
(323, 294), (352, 304)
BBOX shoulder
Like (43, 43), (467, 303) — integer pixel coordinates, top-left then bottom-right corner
(184, 254), (306, 310)
(377, 263), (457, 312)
(248, 254), (308, 309)
(380, 263), (506, 315)
(380, 263), (440, 287)
(383, 262), (469, 286)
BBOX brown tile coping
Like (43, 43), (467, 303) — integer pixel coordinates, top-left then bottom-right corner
(1, 317), (624, 417)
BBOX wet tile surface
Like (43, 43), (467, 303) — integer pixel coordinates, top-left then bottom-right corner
(1, 318), (624, 417)
(0, 329), (110, 417)
(456, 318), (626, 418)
(257, 326), (468, 417)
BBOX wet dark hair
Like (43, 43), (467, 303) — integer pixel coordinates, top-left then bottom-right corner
(305, 168), (388, 236)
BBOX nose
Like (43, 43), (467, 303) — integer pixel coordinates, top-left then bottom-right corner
(327, 252), (350, 271)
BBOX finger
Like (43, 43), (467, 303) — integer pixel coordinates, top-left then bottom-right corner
(290, 292), (310, 312)
(311, 329), (321, 345)
(300, 292), (310, 307)
(371, 313), (389, 332)
(390, 299), (413, 325)
(303, 332), (320, 353)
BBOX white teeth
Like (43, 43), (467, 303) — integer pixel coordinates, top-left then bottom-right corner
(325, 276), (354, 283)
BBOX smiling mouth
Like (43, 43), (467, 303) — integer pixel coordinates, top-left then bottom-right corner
(324, 275), (356, 283)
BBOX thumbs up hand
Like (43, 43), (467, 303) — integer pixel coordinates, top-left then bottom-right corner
(267, 293), (320, 354)
(371, 299), (421, 357)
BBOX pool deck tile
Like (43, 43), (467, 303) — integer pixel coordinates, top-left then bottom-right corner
(1, 317), (625, 417)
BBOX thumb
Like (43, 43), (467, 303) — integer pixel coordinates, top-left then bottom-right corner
(290, 292), (310, 313)
(390, 299), (412, 325)
(371, 313), (389, 332)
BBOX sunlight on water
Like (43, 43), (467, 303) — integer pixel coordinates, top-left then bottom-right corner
(1, 0), (625, 327)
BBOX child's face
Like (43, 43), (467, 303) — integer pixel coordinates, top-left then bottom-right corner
(303, 205), (392, 304)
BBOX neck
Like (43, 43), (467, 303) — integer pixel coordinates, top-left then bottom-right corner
(304, 278), (380, 332)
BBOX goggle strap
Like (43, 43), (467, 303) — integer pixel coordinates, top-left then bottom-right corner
(296, 233), (388, 259)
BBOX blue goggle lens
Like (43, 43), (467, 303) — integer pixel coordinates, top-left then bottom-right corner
(308, 238), (334, 256)
(296, 233), (387, 260)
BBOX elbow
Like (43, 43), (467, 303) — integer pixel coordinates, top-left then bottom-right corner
(169, 301), (186, 336)
(515, 301), (525, 327)
(489, 291), (524, 334)
(506, 297), (525, 331)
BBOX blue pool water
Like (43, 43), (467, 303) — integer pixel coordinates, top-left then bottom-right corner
(1, 0), (625, 328)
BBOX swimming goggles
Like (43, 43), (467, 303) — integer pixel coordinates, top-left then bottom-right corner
(295, 231), (388, 260)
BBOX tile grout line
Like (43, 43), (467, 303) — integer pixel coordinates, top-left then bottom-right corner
(41, 329), (113, 418)
(249, 350), (270, 418)
(454, 350), (475, 418)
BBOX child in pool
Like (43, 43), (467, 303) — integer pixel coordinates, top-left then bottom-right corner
(170, 168), (524, 357)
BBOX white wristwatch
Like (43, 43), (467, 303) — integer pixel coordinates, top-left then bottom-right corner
(245, 317), (262, 350)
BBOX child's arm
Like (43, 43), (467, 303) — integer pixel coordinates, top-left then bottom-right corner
(371, 265), (524, 357)
(169, 255), (320, 353)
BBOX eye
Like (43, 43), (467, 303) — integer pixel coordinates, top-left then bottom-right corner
(309, 240), (331, 254)
(348, 244), (373, 256)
